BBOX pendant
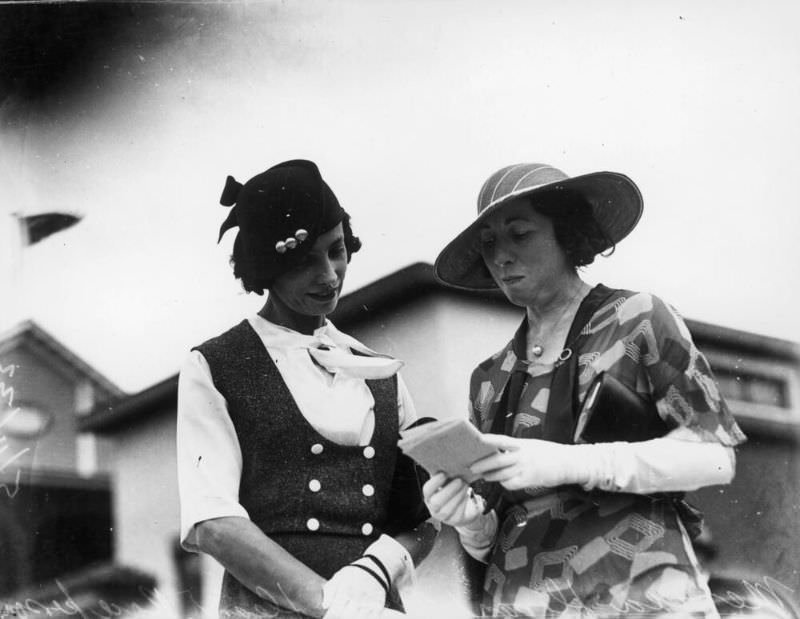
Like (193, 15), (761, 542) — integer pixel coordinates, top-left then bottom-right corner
(531, 344), (544, 357)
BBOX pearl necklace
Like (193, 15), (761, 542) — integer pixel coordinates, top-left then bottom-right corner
(528, 285), (585, 359)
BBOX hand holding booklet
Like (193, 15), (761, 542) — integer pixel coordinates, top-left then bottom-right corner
(398, 418), (498, 483)
(399, 372), (668, 486)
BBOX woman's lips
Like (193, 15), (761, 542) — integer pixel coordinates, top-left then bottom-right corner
(307, 289), (337, 301)
(501, 275), (524, 285)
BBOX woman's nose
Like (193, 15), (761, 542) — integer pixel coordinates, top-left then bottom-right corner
(491, 243), (514, 267)
(317, 258), (339, 287)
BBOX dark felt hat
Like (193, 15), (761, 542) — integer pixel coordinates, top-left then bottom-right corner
(434, 163), (643, 290)
(218, 159), (346, 285)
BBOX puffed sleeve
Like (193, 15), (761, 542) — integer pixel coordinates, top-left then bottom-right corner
(634, 294), (746, 446)
(177, 350), (250, 550)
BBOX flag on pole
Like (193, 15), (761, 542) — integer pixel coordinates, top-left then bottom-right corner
(16, 212), (82, 246)
(3, 211), (83, 329)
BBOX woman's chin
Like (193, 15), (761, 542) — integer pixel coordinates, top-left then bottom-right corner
(305, 293), (339, 315)
(497, 286), (532, 308)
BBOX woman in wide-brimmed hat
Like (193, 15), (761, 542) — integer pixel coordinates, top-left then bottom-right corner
(176, 160), (433, 618)
(424, 163), (746, 617)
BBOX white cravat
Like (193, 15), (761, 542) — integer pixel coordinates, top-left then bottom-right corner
(307, 344), (403, 380)
(246, 315), (409, 446)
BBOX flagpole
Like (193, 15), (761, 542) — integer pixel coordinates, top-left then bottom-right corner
(4, 212), (28, 328)
(1, 104), (32, 330)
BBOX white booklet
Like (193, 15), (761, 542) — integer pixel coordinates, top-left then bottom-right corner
(398, 418), (498, 483)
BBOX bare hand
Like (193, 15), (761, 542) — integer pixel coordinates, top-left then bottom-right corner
(469, 434), (577, 491)
(422, 472), (483, 528)
(322, 564), (387, 619)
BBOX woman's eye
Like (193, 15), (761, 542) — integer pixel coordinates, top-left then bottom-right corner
(290, 257), (309, 271)
(511, 230), (531, 242)
(480, 236), (495, 247)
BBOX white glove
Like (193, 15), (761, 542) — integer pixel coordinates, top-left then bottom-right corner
(322, 563), (387, 619)
(422, 471), (496, 562)
(422, 472), (484, 528)
(470, 434), (582, 491)
(472, 432), (736, 494)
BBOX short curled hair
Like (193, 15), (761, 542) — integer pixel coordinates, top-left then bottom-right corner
(230, 214), (362, 296)
(531, 189), (615, 269)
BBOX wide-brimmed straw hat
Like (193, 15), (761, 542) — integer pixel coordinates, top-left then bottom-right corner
(434, 163), (643, 290)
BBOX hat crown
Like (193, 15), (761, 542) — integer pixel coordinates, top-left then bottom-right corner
(217, 159), (348, 288)
(229, 160), (343, 251)
(477, 163), (568, 214)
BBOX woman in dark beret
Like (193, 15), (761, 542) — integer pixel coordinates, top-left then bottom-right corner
(176, 160), (432, 618)
(423, 162), (746, 618)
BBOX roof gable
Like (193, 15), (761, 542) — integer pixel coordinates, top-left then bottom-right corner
(0, 320), (123, 400)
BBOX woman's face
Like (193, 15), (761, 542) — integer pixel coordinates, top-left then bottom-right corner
(478, 198), (572, 307)
(269, 222), (348, 319)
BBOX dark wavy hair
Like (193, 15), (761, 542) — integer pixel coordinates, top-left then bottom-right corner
(230, 214), (362, 295)
(531, 189), (615, 269)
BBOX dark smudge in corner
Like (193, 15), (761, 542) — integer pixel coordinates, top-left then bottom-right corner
(0, 3), (226, 116)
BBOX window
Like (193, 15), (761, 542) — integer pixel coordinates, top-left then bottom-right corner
(1, 404), (53, 440)
(713, 367), (788, 409)
(705, 349), (800, 429)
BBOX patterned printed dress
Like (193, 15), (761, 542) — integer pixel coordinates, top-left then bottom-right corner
(468, 288), (746, 618)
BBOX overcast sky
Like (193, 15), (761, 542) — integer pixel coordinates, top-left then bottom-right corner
(1, 0), (799, 393)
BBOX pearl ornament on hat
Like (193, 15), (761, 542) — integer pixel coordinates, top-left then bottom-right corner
(274, 228), (311, 253)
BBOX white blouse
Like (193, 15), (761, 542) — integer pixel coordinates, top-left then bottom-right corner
(177, 315), (418, 548)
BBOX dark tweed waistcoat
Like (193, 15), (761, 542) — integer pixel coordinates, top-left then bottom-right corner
(194, 320), (422, 617)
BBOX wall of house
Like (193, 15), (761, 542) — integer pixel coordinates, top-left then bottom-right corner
(3, 347), (78, 472)
(344, 291), (523, 424)
(691, 431), (800, 597)
(108, 405), (185, 616)
(1, 344), (115, 476)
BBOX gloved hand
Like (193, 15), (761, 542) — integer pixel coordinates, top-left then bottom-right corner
(470, 434), (582, 491)
(422, 471), (484, 528)
(322, 562), (387, 619)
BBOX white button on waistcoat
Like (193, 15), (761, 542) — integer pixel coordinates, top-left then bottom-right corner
(363, 446), (375, 459)
(311, 443), (324, 455)
(362, 484), (375, 497)
(309, 479), (321, 492)
(307, 518), (320, 531)
(361, 523), (373, 536)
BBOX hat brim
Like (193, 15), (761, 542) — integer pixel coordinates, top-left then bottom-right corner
(434, 171), (643, 291)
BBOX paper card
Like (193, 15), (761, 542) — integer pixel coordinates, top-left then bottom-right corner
(398, 418), (498, 482)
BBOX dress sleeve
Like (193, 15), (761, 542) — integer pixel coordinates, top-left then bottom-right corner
(638, 294), (746, 446)
(467, 363), (505, 511)
(176, 350), (250, 550)
(468, 359), (494, 432)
